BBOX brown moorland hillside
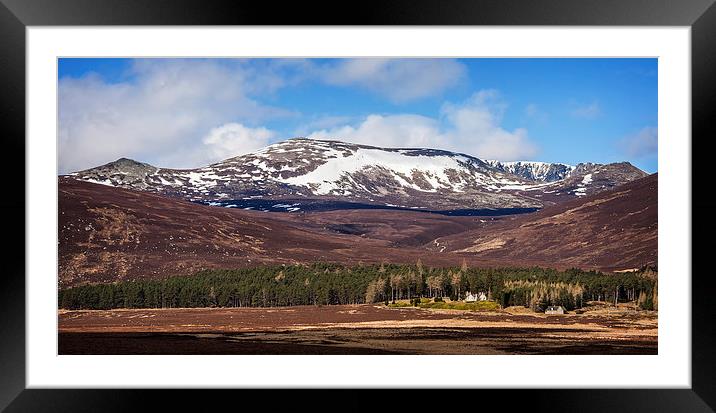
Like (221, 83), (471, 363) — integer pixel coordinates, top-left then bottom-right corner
(58, 173), (657, 287)
(429, 173), (658, 271)
(58, 178), (495, 287)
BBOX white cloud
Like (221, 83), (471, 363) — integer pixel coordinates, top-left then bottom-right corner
(58, 59), (291, 173)
(307, 114), (442, 148)
(201, 123), (275, 164)
(440, 90), (536, 160)
(620, 126), (657, 157)
(570, 100), (601, 119)
(318, 58), (466, 103)
(307, 90), (538, 161)
(294, 115), (357, 137)
(59, 59), (534, 172)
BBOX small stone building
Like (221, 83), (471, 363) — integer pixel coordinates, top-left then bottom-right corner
(545, 306), (565, 315)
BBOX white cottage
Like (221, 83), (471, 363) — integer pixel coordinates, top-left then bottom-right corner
(465, 292), (488, 302)
(545, 306), (566, 315)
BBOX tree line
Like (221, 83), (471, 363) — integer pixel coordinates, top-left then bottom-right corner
(58, 261), (657, 311)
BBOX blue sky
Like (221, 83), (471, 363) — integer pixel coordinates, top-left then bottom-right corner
(58, 58), (657, 174)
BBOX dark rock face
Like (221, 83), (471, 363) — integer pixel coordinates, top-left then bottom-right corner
(67, 138), (647, 210)
(486, 160), (574, 182)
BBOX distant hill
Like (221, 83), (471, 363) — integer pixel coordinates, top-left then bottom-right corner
(430, 173), (658, 271)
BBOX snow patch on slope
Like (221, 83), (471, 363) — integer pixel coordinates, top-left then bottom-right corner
(277, 148), (474, 194)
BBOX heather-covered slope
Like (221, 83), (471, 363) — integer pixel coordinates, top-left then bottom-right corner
(430, 173), (658, 271)
(58, 172), (657, 287)
(58, 178), (496, 287)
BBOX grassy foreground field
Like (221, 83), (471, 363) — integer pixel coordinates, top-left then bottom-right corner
(58, 303), (657, 355)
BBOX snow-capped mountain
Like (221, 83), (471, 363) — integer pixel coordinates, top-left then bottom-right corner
(68, 138), (648, 210)
(486, 160), (574, 182)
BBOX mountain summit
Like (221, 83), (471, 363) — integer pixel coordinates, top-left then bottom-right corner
(69, 138), (648, 210)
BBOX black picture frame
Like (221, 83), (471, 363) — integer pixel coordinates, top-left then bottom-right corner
(1, 0), (713, 411)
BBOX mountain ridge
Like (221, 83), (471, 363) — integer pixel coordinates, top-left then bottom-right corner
(67, 138), (648, 210)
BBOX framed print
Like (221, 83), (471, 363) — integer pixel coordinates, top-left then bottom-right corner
(2, 0), (714, 411)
